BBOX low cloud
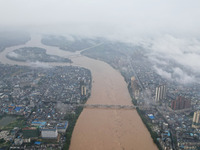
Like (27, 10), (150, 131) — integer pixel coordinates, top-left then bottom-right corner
(153, 65), (171, 80)
(143, 34), (200, 85)
(148, 35), (200, 73)
(56, 102), (70, 114)
(153, 65), (196, 84)
(7, 51), (19, 58)
(172, 67), (195, 84)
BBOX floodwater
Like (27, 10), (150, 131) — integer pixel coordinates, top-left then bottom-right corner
(70, 57), (158, 150)
(0, 35), (157, 150)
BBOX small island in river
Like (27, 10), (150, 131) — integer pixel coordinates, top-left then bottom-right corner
(6, 47), (72, 63)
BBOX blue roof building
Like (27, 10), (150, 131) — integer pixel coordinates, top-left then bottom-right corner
(15, 107), (23, 112)
(148, 114), (155, 120)
(57, 121), (68, 133)
(31, 121), (46, 128)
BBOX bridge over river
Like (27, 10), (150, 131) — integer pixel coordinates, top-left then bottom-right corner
(77, 104), (153, 110)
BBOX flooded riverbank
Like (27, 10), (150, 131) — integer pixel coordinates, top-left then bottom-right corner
(70, 56), (157, 150)
(0, 34), (157, 150)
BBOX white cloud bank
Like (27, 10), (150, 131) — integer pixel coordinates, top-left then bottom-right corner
(149, 35), (200, 73)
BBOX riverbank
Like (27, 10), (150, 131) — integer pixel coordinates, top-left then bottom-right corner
(127, 83), (162, 150)
(63, 106), (83, 150)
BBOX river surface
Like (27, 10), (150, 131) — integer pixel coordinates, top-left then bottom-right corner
(0, 34), (157, 150)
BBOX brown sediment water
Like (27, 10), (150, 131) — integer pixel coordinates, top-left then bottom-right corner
(69, 56), (158, 150)
(0, 35), (158, 150)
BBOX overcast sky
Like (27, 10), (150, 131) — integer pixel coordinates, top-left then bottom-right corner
(0, 0), (200, 37)
(1, 0), (200, 84)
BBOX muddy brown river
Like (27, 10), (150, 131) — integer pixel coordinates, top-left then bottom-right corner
(0, 35), (157, 150)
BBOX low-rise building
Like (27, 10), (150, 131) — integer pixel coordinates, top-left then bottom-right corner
(57, 121), (68, 133)
(41, 128), (58, 139)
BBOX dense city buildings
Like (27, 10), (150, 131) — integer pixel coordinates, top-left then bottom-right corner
(0, 63), (91, 149)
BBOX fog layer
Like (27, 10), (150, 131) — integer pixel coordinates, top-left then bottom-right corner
(1, 0), (200, 83)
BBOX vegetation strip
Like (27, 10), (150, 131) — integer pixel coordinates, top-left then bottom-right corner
(127, 84), (162, 150)
(62, 106), (83, 150)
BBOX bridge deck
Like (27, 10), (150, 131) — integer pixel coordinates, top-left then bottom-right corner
(78, 104), (137, 110)
(76, 104), (153, 110)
